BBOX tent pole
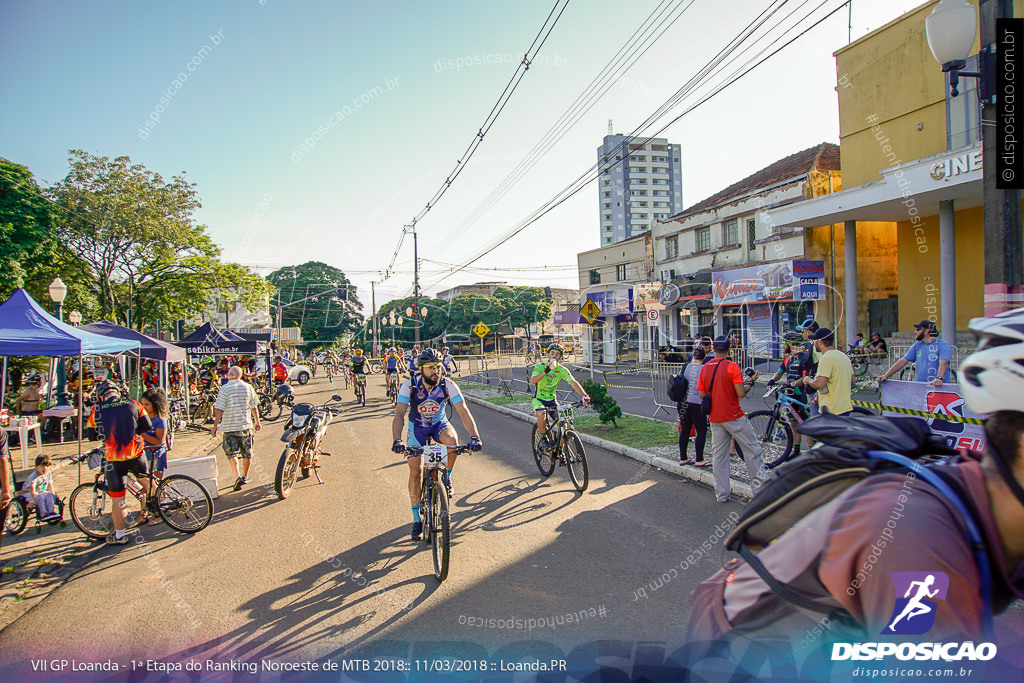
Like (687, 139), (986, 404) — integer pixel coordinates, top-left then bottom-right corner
(0, 357), (6, 406)
(77, 352), (83, 485)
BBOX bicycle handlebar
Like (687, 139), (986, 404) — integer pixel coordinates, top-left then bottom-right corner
(402, 444), (474, 455)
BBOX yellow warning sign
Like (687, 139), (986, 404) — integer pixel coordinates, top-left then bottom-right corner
(473, 322), (491, 338)
(580, 297), (601, 325)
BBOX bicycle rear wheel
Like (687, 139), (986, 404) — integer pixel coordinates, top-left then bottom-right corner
(851, 356), (869, 377)
(564, 431), (589, 492)
(69, 483), (142, 540)
(156, 475), (213, 533)
(899, 365), (916, 382)
(430, 481), (450, 582)
(531, 425), (555, 477)
(746, 410), (793, 469)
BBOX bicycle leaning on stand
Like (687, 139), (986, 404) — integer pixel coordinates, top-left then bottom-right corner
(530, 399), (590, 492)
(68, 447), (214, 539)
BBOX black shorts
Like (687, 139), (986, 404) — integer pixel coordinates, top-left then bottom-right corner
(104, 457), (148, 498)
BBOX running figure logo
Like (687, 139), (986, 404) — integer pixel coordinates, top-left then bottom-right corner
(882, 572), (950, 635)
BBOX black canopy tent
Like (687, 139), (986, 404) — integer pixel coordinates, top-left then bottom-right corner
(175, 323), (258, 355)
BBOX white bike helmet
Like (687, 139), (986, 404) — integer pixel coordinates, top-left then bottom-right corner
(959, 307), (1024, 415)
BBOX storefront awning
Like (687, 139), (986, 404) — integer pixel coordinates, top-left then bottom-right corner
(765, 144), (982, 227)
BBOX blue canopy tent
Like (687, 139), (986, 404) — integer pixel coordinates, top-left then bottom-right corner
(176, 322), (258, 355)
(0, 289), (141, 469)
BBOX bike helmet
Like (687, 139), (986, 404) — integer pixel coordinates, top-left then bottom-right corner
(546, 342), (565, 357)
(959, 308), (1024, 415)
(275, 383), (294, 397)
(355, 349), (364, 356)
(782, 331), (804, 344)
(418, 347), (443, 365)
(94, 380), (120, 397)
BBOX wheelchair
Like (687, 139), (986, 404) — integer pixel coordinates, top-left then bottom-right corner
(3, 454), (67, 536)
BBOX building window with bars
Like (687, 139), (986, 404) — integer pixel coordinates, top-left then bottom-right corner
(666, 235), (679, 259)
(747, 218), (756, 251)
(696, 227), (710, 252)
(616, 264), (627, 281)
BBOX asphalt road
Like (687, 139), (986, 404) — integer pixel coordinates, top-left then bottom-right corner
(0, 373), (745, 676)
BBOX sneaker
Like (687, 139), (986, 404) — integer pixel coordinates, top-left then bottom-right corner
(411, 521), (423, 541)
(232, 476), (244, 492)
(105, 531), (130, 545)
(40, 513), (61, 522)
(241, 476), (250, 484)
(147, 515), (163, 526)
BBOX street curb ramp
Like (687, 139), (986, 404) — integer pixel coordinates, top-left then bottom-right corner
(464, 395), (756, 500)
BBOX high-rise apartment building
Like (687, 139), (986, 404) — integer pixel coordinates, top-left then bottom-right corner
(597, 134), (682, 245)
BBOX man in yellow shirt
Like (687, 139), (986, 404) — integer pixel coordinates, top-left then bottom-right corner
(803, 327), (853, 415)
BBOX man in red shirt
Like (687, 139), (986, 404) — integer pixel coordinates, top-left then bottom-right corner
(272, 356), (288, 385)
(697, 335), (770, 503)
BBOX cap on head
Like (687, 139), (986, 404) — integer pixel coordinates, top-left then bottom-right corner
(712, 335), (731, 350)
(914, 319), (938, 334)
(809, 327), (835, 342)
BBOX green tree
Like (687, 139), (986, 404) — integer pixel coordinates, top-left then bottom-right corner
(267, 261), (362, 349)
(493, 286), (553, 338)
(0, 158), (57, 295)
(582, 380), (622, 426)
(48, 150), (269, 330)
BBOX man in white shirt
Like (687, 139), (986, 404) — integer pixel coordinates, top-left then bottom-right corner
(212, 366), (261, 491)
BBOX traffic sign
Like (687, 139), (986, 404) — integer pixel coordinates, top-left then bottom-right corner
(646, 309), (660, 326)
(580, 297), (601, 325)
(473, 322), (491, 338)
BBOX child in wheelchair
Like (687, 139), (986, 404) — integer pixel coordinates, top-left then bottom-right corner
(22, 454), (61, 521)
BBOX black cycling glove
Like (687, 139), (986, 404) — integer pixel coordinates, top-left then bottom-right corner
(392, 439), (405, 454)
(468, 436), (483, 451)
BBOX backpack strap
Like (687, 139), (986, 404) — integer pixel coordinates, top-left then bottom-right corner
(867, 451), (994, 640)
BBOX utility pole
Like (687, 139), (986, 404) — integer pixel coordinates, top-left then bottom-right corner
(371, 281), (380, 356)
(411, 223), (421, 346)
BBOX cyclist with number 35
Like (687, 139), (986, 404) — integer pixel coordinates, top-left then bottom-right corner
(531, 342), (590, 453)
(392, 348), (483, 540)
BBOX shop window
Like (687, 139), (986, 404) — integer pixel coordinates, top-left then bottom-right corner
(696, 227), (711, 252)
(946, 53), (981, 150)
(723, 218), (738, 246)
(590, 269), (601, 284)
(747, 218), (756, 251)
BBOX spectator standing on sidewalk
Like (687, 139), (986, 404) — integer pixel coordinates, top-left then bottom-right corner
(697, 336), (771, 503)
(0, 430), (11, 550)
(678, 347), (710, 467)
(801, 327), (854, 415)
(879, 319), (953, 387)
(211, 366), (261, 492)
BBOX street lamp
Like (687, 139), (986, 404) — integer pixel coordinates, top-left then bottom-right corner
(48, 277), (70, 405)
(926, 0), (1022, 318)
(926, 0), (980, 97)
(68, 310), (82, 325)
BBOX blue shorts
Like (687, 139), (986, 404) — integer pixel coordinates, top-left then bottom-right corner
(145, 447), (167, 473)
(406, 420), (453, 454)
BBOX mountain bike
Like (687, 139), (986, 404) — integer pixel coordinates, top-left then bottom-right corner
(385, 371), (401, 405)
(898, 363), (958, 383)
(404, 442), (473, 582)
(748, 384), (875, 468)
(353, 373), (367, 406)
(530, 399), (589, 492)
(68, 447), (213, 539)
(326, 363), (334, 383)
(310, 362), (318, 378)
(166, 398), (189, 451)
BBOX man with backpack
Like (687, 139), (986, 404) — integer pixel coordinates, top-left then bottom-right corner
(684, 310), (1024, 677)
(697, 336), (771, 503)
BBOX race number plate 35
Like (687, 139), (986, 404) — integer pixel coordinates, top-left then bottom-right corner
(420, 444), (448, 469)
(557, 406), (574, 420)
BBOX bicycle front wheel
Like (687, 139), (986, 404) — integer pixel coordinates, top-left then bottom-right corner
(275, 447), (299, 499)
(531, 425), (555, 477)
(746, 410), (793, 469)
(430, 482), (450, 582)
(564, 431), (589, 492)
(851, 357), (869, 377)
(156, 475), (213, 533)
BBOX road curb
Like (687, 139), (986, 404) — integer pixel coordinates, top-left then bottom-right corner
(464, 395), (755, 499)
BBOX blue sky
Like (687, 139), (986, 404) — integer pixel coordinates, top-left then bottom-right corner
(0, 0), (928, 309)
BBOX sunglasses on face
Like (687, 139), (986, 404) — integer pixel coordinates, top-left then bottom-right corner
(420, 363), (440, 370)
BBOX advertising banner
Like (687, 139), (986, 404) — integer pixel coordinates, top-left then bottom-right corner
(879, 380), (986, 452)
(552, 310), (583, 325)
(712, 260), (824, 305)
(588, 289), (633, 316)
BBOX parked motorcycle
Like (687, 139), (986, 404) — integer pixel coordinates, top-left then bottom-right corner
(274, 395), (344, 499)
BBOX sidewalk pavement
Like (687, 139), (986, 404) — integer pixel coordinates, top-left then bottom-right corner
(461, 389), (760, 501)
(0, 427), (219, 633)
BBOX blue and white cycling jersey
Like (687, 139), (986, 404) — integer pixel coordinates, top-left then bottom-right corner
(398, 377), (465, 448)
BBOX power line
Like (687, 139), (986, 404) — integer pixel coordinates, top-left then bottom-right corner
(424, 0), (850, 291)
(382, 0), (572, 279)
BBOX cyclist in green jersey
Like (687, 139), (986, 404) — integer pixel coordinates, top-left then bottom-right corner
(530, 342), (590, 451)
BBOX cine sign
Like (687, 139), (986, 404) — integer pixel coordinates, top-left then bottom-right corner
(930, 150), (982, 181)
